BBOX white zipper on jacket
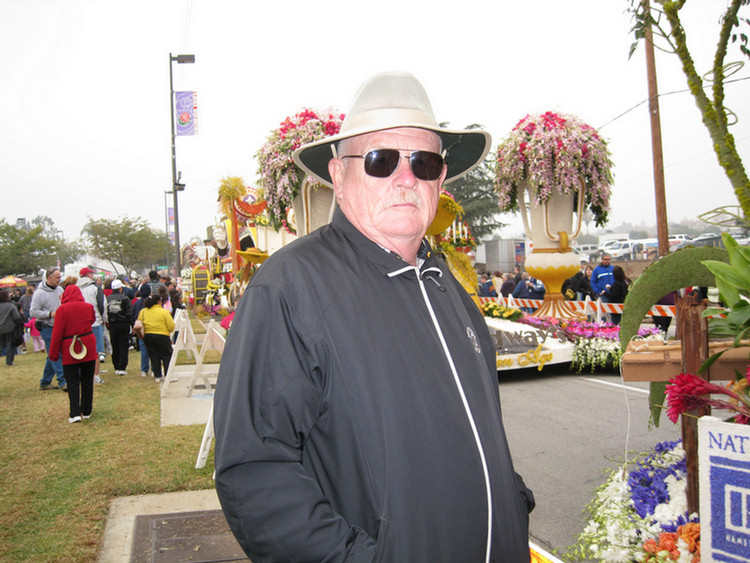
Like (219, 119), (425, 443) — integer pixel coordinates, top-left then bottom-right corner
(388, 265), (493, 563)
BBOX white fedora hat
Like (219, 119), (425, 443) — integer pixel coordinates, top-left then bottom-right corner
(292, 71), (491, 187)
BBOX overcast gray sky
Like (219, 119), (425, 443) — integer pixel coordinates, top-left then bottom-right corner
(1, 1), (748, 244)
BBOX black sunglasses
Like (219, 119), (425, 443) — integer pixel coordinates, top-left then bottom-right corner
(342, 149), (445, 181)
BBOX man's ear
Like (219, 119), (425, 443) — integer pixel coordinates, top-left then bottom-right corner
(329, 159), (346, 203)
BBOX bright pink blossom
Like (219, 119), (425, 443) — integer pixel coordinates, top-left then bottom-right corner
(665, 372), (750, 424)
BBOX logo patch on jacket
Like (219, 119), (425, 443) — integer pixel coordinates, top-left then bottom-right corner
(466, 326), (481, 354)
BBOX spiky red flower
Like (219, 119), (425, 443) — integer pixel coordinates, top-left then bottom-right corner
(666, 372), (750, 424)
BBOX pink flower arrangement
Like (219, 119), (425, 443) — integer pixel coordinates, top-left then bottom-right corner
(256, 108), (344, 231)
(665, 372), (750, 424)
(518, 316), (660, 341)
(494, 111), (614, 226)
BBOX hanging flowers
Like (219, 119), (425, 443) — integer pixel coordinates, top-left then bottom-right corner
(494, 111), (614, 226)
(256, 108), (344, 231)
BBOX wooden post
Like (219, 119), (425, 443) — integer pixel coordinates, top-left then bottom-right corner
(676, 292), (711, 514)
(643, 0), (670, 258)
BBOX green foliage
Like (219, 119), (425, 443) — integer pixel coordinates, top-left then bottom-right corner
(82, 216), (171, 274)
(440, 123), (505, 240)
(0, 219), (58, 275)
(620, 246), (728, 352)
(627, 0), (750, 223)
(449, 158), (506, 240)
(700, 233), (750, 370)
(619, 246), (728, 426)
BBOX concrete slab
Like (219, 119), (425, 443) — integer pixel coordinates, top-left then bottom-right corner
(160, 364), (218, 427)
(99, 490), (226, 563)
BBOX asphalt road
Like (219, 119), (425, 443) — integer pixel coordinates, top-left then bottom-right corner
(497, 363), (682, 559)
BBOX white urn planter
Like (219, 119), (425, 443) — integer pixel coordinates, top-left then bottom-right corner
(519, 178), (585, 319)
(291, 177), (336, 236)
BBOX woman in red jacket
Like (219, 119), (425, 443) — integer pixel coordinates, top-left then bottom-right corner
(50, 285), (97, 423)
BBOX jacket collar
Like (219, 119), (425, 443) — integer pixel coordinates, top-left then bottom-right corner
(331, 207), (441, 278)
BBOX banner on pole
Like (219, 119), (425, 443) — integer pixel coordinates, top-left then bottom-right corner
(167, 206), (175, 244)
(175, 91), (198, 136)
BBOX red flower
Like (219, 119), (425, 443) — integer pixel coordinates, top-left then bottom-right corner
(324, 121), (341, 136)
(666, 372), (750, 423)
(518, 142), (528, 162)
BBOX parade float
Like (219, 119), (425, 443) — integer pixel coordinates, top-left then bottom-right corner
(190, 105), (634, 373)
(182, 109), (345, 311)
(483, 111), (617, 370)
(494, 111), (614, 319)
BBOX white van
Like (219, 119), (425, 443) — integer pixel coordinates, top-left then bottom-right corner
(573, 244), (598, 263)
(607, 240), (636, 260)
(599, 239), (627, 254)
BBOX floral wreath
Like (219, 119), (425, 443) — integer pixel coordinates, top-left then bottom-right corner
(494, 111), (614, 227)
(256, 108), (344, 232)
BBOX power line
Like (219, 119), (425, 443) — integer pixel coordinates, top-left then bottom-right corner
(182, 0), (193, 54)
(598, 75), (750, 130)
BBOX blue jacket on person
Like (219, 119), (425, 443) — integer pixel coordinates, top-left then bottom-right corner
(512, 277), (545, 300)
(591, 264), (614, 296)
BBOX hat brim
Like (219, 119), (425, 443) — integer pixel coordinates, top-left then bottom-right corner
(293, 126), (491, 187)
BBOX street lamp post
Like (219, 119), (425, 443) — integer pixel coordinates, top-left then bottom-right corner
(169, 52), (195, 275)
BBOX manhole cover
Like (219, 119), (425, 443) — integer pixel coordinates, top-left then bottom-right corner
(131, 509), (250, 563)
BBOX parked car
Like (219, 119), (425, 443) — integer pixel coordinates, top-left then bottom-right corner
(673, 233), (724, 250)
(598, 239), (627, 256)
(573, 243), (598, 263)
(607, 240), (637, 260)
(668, 234), (691, 248)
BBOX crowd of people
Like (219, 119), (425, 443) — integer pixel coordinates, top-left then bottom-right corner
(476, 252), (631, 324)
(1, 267), (186, 423)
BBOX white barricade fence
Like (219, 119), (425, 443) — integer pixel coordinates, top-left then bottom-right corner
(186, 319), (225, 397)
(161, 308), (200, 398)
(193, 320), (226, 470)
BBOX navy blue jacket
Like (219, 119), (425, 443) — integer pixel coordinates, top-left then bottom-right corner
(214, 209), (533, 563)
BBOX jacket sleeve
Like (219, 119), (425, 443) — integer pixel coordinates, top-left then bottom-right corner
(29, 292), (49, 321)
(49, 308), (64, 362)
(511, 282), (522, 298)
(165, 310), (175, 333)
(124, 298), (134, 324)
(213, 283), (377, 563)
(590, 267), (602, 295)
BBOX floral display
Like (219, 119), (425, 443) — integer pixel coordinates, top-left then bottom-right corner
(665, 370), (750, 424)
(189, 302), (230, 320)
(256, 108), (344, 231)
(481, 301), (524, 321)
(517, 316), (660, 342)
(640, 523), (701, 563)
(570, 440), (699, 563)
(571, 336), (624, 373)
(494, 111), (614, 226)
(516, 316), (661, 373)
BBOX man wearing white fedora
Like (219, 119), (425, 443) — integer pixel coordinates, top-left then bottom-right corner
(214, 71), (534, 563)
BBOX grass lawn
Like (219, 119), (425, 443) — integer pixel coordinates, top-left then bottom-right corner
(0, 338), (217, 563)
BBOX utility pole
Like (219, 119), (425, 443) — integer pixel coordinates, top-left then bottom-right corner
(644, 0), (670, 257)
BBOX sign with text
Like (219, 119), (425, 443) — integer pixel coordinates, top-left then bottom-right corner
(699, 416), (750, 562)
